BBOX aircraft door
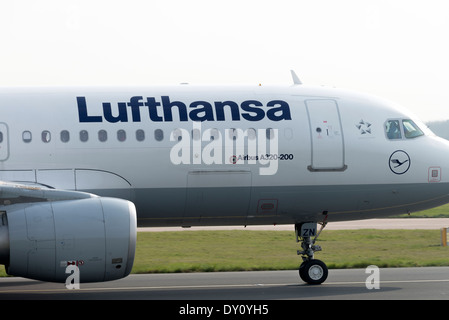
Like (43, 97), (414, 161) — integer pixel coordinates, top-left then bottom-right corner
(0, 123), (9, 161)
(306, 99), (346, 171)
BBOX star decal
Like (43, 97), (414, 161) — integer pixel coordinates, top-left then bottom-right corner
(356, 119), (372, 134)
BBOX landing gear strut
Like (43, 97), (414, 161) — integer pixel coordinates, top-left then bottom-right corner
(295, 216), (328, 285)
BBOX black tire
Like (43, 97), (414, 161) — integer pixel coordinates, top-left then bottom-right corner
(299, 259), (328, 285)
(299, 261), (307, 282)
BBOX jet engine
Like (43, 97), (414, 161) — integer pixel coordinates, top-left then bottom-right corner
(0, 197), (136, 283)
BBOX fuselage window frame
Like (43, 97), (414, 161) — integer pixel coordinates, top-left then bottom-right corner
(136, 129), (145, 142)
(173, 129), (182, 141)
(41, 131), (51, 143)
(154, 129), (164, 141)
(60, 130), (70, 143)
(117, 129), (126, 142)
(98, 129), (108, 142)
(22, 131), (32, 143)
(247, 128), (256, 140)
(80, 130), (89, 142)
(266, 128), (275, 140)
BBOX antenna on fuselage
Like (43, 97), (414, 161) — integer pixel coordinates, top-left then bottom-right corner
(290, 70), (302, 85)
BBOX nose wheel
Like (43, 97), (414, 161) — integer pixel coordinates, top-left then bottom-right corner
(295, 217), (328, 285)
(299, 259), (328, 285)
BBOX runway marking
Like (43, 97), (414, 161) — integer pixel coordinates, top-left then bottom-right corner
(2, 278), (449, 294)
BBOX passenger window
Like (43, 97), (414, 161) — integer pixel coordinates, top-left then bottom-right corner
(98, 130), (107, 142)
(229, 128), (237, 141)
(247, 128), (256, 140)
(136, 129), (145, 141)
(385, 120), (401, 139)
(23, 131), (32, 143)
(80, 130), (89, 142)
(0, 131), (3, 143)
(42, 131), (51, 143)
(192, 128), (201, 141)
(266, 128), (275, 140)
(154, 129), (164, 141)
(60, 130), (70, 143)
(173, 129), (182, 141)
(402, 119), (424, 139)
(210, 128), (219, 141)
(117, 130), (126, 142)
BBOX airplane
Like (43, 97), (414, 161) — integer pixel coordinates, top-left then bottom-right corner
(1, 70), (449, 285)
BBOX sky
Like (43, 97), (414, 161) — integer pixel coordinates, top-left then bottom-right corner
(0, 0), (448, 122)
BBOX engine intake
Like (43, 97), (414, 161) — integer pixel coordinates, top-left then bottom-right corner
(0, 197), (137, 283)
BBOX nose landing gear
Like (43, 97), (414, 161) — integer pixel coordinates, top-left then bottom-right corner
(295, 216), (328, 285)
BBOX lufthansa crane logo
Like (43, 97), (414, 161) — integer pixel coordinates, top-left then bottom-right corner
(389, 150), (411, 175)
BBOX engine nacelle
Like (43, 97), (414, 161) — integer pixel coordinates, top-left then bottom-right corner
(0, 197), (137, 283)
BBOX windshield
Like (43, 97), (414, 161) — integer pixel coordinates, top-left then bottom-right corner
(385, 119), (424, 140)
(402, 119), (424, 139)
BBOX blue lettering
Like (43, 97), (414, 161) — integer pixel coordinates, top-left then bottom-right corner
(77, 97), (103, 122)
(266, 100), (292, 121)
(76, 96), (292, 123)
(161, 96), (188, 122)
(145, 97), (163, 122)
(127, 96), (144, 122)
(241, 100), (264, 121)
(189, 101), (214, 122)
(214, 101), (240, 121)
(103, 102), (128, 123)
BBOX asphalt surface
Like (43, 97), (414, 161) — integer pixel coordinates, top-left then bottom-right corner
(1, 267), (449, 301)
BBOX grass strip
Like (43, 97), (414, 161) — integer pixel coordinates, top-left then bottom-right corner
(398, 203), (449, 218)
(1, 229), (448, 277)
(132, 229), (449, 273)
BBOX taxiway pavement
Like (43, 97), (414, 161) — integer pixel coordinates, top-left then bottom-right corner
(1, 267), (449, 300)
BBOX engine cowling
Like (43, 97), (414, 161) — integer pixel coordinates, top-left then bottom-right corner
(0, 197), (137, 283)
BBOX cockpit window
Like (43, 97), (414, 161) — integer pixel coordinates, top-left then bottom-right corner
(402, 119), (424, 139)
(386, 120), (401, 139)
(385, 119), (424, 140)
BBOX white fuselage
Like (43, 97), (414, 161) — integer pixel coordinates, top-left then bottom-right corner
(1, 84), (449, 227)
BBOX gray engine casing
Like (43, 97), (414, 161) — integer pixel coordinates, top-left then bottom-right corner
(0, 197), (136, 283)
